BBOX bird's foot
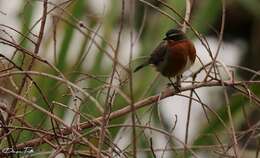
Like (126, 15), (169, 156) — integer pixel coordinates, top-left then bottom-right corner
(167, 82), (181, 92)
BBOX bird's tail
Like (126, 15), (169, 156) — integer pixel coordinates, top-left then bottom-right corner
(134, 62), (149, 72)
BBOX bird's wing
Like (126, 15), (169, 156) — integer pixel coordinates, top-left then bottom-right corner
(149, 41), (167, 65)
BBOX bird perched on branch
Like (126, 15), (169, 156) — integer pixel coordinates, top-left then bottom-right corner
(134, 29), (196, 90)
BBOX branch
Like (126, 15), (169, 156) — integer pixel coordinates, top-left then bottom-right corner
(13, 80), (260, 149)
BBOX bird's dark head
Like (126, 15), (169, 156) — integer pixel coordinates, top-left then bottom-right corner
(163, 29), (186, 41)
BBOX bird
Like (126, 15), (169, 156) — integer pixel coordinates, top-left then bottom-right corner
(134, 28), (196, 90)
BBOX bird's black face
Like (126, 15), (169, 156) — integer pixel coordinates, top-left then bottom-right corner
(163, 29), (186, 41)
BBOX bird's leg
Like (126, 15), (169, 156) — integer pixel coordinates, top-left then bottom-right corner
(167, 77), (181, 92)
(176, 74), (182, 88)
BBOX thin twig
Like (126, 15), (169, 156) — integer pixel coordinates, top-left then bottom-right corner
(182, 0), (192, 32)
(97, 0), (125, 157)
(184, 76), (195, 157)
(129, 0), (137, 157)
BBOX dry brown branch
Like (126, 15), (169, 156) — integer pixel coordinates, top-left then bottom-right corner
(6, 79), (258, 151)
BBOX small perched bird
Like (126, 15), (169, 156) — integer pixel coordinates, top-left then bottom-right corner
(134, 29), (196, 90)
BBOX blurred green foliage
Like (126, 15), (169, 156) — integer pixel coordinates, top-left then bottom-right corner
(1, 0), (259, 157)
